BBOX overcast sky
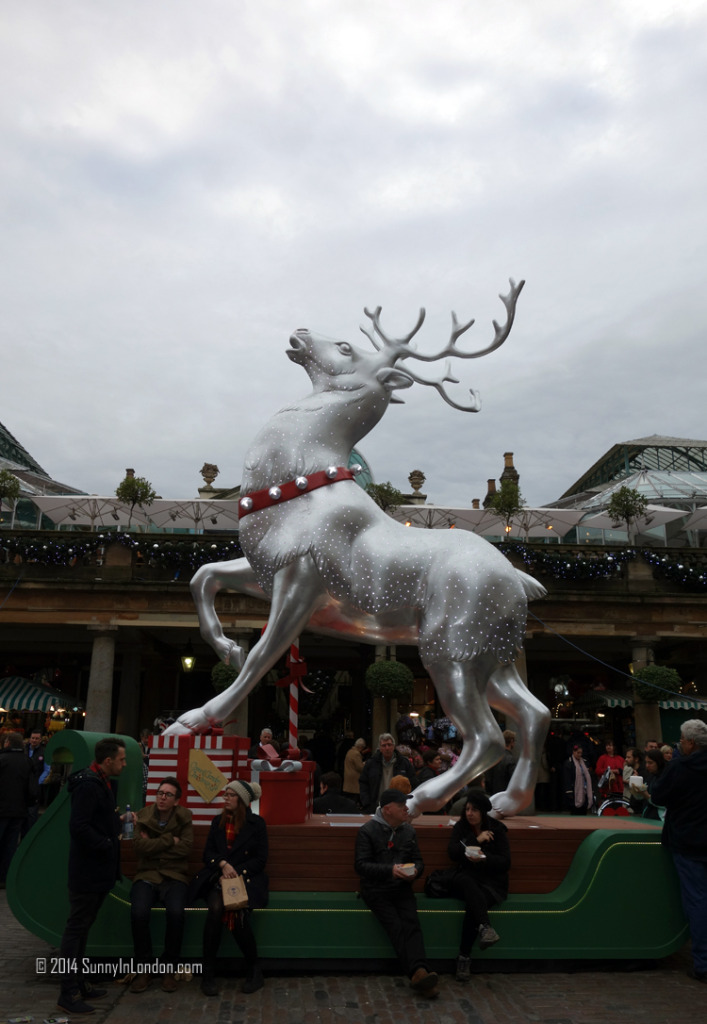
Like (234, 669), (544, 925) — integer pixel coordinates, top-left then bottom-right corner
(2, 0), (706, 508)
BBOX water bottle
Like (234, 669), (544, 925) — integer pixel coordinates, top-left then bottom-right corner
(123, 804), (134, 840)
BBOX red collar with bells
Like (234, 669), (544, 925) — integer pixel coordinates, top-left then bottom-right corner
(238, 466), (358, 519)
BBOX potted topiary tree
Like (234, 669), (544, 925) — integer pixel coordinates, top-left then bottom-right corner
(365, 659), (415, 735)
(632, 663), (682, 750)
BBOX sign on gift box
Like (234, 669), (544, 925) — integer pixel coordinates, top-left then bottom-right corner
(146, 733), (250, 825)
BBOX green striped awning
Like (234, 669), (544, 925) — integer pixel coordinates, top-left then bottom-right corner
(658, 698), (707, 710)
(0, 676), (84, 713)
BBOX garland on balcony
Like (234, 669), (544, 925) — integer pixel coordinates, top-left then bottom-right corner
(641, 549), (707, 591)
(500, 543), (634, 580)
(0, 533), (243, 572)
(3, 533), (707, 592)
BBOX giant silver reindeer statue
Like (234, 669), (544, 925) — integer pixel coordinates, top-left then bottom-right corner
(166, 280), (550, 817)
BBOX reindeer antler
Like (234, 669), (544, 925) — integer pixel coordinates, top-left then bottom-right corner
(360, 306), (426, 357)
(361, 279), (524, 411)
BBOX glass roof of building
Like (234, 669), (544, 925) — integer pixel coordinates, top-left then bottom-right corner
(562, 436), (707, 498)
(580, 469), (707, 510)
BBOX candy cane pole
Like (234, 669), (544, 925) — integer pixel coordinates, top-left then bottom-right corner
(289, 680), (299, 751)
(286, 634), (307, 749)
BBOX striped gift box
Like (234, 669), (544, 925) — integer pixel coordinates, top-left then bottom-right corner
(146, 734), (250, 827)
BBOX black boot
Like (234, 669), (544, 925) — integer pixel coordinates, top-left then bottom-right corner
(201, 971), (219, 997)
(242, 964), (264, 994)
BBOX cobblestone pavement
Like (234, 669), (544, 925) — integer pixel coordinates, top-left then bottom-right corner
(2, 891), (705, 1024)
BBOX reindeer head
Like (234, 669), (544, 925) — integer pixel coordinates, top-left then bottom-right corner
(288, 279), (524, 412)
(288, 328), (415, 403)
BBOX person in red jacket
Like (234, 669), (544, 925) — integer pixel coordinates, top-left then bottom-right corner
(595, 740), (624, 800)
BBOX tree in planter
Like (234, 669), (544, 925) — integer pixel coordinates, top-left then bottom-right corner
(365, 660), (415, 734)
(605, 486), (649, 543)
(115, 471), (156, 527)
(632, 663), (682, 752)
(0, 469), (21, 522)
(632, 664), (682, 704)
(366, 481), (406, 513)
(488, 480), (524, 538)
(211, 661), (239, 694)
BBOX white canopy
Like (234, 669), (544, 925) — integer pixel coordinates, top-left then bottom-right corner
(146, 499), (240, 533)
(30, 495), (151, 530)
(389, 504), (586, 540)
(580, 504), (688, 535)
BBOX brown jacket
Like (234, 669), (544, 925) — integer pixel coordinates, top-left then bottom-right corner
(132, 804), (194, 885)
(343, 746), (365, 793)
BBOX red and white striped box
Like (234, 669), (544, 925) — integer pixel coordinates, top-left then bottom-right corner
(146, 734), (250, 827)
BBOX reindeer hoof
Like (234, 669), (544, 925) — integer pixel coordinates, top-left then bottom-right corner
(490, 790), (526, 818)
(225, 640), (245, 671)
(163, 708), (214, 736)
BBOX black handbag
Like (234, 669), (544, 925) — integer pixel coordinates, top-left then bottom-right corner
(424, 867), (458, 898)
(187, 863), (220, 904)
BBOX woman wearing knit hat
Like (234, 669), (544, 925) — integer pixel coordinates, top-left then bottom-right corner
(200, 779), (268, 996)
(446, 788), (510, 983)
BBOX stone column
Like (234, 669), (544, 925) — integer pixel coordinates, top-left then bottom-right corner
(85, 627), (118, 732)
(631, 638), (661, 749)
(115, 631), (142, 738)
(371, 645), (396, 742)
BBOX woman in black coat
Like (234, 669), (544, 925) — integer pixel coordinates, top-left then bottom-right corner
(446, 788), (510, 983)
(200, 780), (268, 996)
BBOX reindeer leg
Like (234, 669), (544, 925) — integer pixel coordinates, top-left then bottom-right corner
(407, 654), (505, 816)
(165, 556), (328, 736)
(486, 663), (551, 817)
(190, 558), (267, 669)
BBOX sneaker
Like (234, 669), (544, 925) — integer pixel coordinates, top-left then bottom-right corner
(161, 972), (178, 993)
(455, 955), (472, 982)
(201, 975), (219, 997)
(410, 967), (439, 992)
(687, 969), (707, 983)
(478, 924), (500, 950)
(81, 983), (107, 999)
(130, 974), (151, 994)
(57, 992), (96, 1015)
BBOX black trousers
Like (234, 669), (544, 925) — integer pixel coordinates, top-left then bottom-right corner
(361, 886), (428, 977)
(58, 889), (109, 998)
(202, 885), (258, 974)
(448, 873), (497, 956)
(130, 878), (188, 967)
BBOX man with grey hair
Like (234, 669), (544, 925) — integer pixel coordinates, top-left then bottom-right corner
(359, 733), (416, 813)
(652, 718), (707, 983)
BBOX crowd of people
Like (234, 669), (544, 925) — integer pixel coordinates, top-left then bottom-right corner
(5, 713), (706, 1011)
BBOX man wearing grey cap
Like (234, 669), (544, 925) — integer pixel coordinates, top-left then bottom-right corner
(354, 788), (439, 996)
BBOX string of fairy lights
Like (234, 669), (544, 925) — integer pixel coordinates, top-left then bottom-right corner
(2, 533), (707, 589)
(0, 533), (243, 572)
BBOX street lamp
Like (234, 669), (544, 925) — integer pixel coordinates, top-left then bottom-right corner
(181, 640), (196, 673)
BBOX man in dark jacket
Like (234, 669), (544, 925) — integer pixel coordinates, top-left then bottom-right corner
(651, 719), (707, 983)
(129, 776), (194, 994)
(313, 771), (359, 814)
(22, 728), (50, 836)
(354, 788), (438, 996)
(57, 736), (131, 1015)
(0, 732), (36, 885)
(358, 734), (416, 813)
